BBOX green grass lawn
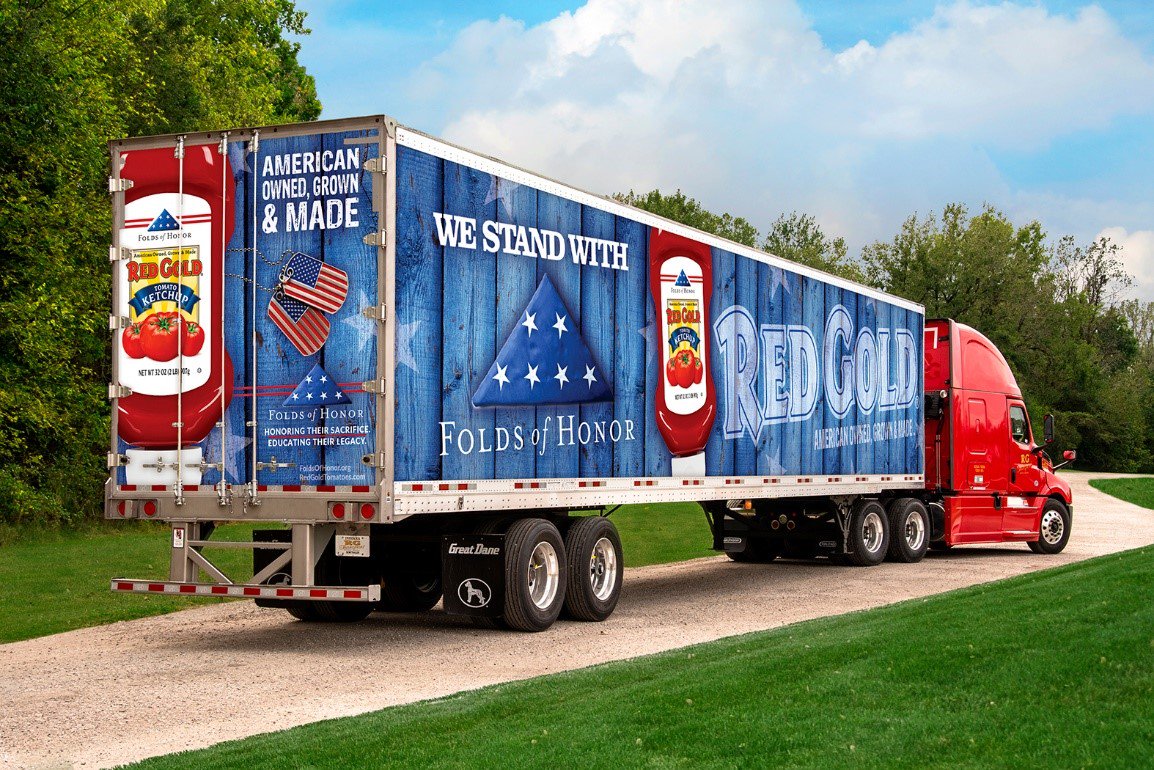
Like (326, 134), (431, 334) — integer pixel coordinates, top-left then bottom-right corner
(0, 503), (712, 644)
(128, 547), (1154, 769)
(1090, 476), (1154, 509)
(0, 521), (274, 643)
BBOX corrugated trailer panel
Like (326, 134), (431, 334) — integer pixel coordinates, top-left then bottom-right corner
(392, 130), (924, 492)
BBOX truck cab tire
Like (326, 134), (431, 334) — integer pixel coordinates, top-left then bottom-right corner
(885, 498), (930, 563)
(727, 538), (784, 563)
(846, 499), (889, 567)
(562, 516), (623, 622)
(502, 518), (567, 632)
(1028, 499), (1071, 554)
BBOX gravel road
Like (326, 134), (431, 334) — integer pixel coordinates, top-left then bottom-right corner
(2, 471), (1152, 769)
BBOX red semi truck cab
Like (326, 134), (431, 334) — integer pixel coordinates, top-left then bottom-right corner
(923, 319), (1074, 551)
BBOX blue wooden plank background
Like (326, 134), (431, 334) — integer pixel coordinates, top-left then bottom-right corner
(390, 145), (924, 483)
(494, 178), (539, 480)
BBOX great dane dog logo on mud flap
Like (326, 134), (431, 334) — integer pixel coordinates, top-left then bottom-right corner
(458, 579), (492, 608)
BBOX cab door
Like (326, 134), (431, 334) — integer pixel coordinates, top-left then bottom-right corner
(1004, 401), (1042, 534)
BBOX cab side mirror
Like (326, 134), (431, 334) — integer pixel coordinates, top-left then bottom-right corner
(1063, 450), (1076, 462)
(1043, 413), (1055, 445)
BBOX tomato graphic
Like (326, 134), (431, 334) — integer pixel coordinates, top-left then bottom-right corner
(673, 349), (696, 388)
(666, 357), (677, 386)
(121, 323), (145, 359)
(140, 313), (181, 361)
(181, 320), (205, 356)
(693, 356), (703, 385)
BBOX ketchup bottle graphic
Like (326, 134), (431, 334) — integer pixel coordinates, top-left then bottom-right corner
(649, 228), (716, 476)
(116, 142), (235, 489)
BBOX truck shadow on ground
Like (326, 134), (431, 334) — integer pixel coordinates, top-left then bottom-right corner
(163, 548), (1039, 653)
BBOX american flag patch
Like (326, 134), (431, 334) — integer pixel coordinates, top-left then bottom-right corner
(280, 252), (348, 314)
(268, 292), (329, 356)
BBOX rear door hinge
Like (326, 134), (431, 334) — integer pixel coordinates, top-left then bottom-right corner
(109, 315), (131, 330)
(364, 156), (386, 174)
(362, 304), (387, 322)
(361, 378), (387, 394)
(362, 452), (388, 469)
(363, 231), (386, 247)
(108, 384), (133, 399)
(108, 177), (133, 193)
(107, 452), (129, 469)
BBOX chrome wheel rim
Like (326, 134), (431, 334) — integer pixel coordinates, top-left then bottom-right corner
(862, 511), (884, 553)
(527, 540), (560, 609)
(589, 537), (618, 601)
(904, 510), (926, 551)
(1040, 509), (1065, 545)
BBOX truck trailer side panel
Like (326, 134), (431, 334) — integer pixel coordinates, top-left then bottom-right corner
(391, 129), (924, 514)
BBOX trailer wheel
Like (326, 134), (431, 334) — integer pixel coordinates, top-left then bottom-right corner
(288, 601), (374, 623)
(846, 499), (889, 567)
(726, 538), (784, 563)
(1028, 499), (1071, 554)
(562, 516), (623, 622)
(502, 518), (567, 632)
(885, 498), (929, 563)
(377, 570), (443, 613)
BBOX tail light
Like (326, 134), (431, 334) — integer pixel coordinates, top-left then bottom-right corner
(360, 503), (376, 520)
(142, 500), (158, 517)
(330, 502), (346, 520)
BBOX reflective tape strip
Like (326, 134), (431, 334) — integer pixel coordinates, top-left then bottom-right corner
(109, 580), (380, 602)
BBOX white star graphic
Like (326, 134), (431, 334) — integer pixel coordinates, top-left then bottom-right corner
(553, 313), (568, 337)
(203, 406), (252, 483)
(320, 375), (328, 384)
(320, 391), (327, 400)
(524, 363), (540, 389)
(334, 390), (343, 400)
(554, 364), (569, 389)
(342, 287), (378, 360)
(522, 311), (538, 336)
(291, 392), (299, 401)
(396, 320), (421, 374)
(306, 392), (314, 400)
(493, 363), (510, 390)
(583, 365), (597, 388)
(305, 375), (313, 384)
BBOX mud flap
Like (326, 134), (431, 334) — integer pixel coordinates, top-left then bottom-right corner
(441, 534), (505, 617)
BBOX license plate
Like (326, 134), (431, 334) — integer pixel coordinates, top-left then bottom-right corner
(335, 534), (370, 558)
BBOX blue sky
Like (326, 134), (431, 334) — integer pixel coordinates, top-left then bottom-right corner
(294, 1), (1154, 298)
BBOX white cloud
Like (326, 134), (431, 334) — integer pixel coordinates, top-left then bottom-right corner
(1099, 226), (1154, 302)
(401, 0), (1154, 258)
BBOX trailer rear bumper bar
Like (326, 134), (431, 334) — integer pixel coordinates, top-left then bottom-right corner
(110, 579), (381, 602)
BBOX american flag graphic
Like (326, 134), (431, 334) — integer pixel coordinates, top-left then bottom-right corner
(268, 292), (330, 356)
(280, 252), (348, 314)
(472, 275), (611, 407)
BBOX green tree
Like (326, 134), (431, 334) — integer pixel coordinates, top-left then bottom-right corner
(613, 189), (760, 248)
(763, 212), (864, 283)
(0, 0), (319, 532)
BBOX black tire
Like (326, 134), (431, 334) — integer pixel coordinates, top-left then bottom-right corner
(726, 537), (784, 563)
(846, 499), (889, 566)
(929, 541), (952, 552)
(562, 517), (623, 622)
(1029, 498), (1071, 554)
(377, 570), (443, 612)
(288, 600), (374, 622)
(885, 498), (930, 563)
(502, 518), (567, 632)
